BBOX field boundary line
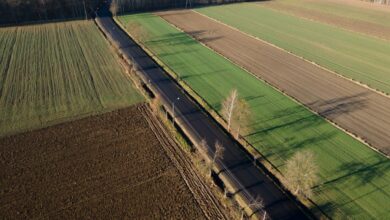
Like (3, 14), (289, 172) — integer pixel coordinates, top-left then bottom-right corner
(139, 105), (228, 220)
(114, 16), (313, 219)
(127, 12), (324, 217)
(255, 2), (390, 42)
(175, 9), (390, 160)
(191, 9), (390, 99)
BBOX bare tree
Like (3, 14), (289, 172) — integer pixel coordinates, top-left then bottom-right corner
(221, 89), (238, 131)
(284, 150), (318, 198)
(185, 0), (192, 8)
(38, 0), (48, 20)
(213, 141), (224, 164)
(231, 98), (251, 139)
(248, 196), (267, 220)
(110, 0), (119, 17)
(199, 138), (208, 150)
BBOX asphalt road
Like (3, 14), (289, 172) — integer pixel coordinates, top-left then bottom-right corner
(95, 5), (310, 220)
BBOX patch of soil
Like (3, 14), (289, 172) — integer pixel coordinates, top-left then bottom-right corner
(0, 104), (209, 219)
(260, 1), (390, 41)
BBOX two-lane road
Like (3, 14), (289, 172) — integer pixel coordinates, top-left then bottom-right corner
(95, 5), (310, 220)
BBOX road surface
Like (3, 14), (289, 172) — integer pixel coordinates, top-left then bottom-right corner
(95, 5), (311, 220)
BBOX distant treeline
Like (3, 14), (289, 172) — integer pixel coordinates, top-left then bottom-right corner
(113, 0), (250, 12)
(0, 0), (102, 25)
(363, 0), (390, 4)
(0, 0), (253, 25)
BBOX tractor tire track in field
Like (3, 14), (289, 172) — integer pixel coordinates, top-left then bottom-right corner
(156, 10), (390, 156)
(139, 105), (229, 220)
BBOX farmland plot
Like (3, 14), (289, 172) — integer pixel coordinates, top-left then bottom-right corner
(0, 105), (211, 219)
(118, 14), (390, 219)
(0, 21), (143, 136)
(196, 3), (390, 95)
(260, 0), (390, 40)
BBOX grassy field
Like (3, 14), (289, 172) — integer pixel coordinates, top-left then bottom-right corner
(118, 13), (390, 219)
(0, 21), (143, 136)
(196, 3), (390, 95)
(269, 0), (390, 28)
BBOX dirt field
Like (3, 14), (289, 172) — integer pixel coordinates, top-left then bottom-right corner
(259, 1), (390, 40)
(326, 0), (390, 11)
(0, 104), (227, 219)
(157, 10), (390, 155)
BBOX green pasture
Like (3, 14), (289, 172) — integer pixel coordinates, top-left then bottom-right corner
(0, 21), (143, 136)
(196, 3), (390, 95)
(118, 13), (390, 219)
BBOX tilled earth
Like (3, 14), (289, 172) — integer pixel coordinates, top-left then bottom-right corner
(157, 10), (390, 155)
(259, 0), (390, 41)
(0, 105), (211, 219)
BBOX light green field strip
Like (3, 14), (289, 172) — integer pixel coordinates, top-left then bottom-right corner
(118, 13), (390, 219)
(0, 21), (143, 136)
(274, 0), (390, 28)
(196, 3), (390, 95)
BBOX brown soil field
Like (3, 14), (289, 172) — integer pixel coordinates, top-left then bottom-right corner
(157, 10), (390, 155)
(326, 0), (390, 12)
(259, 1), (390, 41)
(0, 104), (227, 219)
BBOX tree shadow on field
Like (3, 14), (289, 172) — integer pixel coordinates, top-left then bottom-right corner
(321, 159), (390, 187)
(186, 29), (223, 43)
(147, 30), (222, 48)
(307, 92), (369, 120)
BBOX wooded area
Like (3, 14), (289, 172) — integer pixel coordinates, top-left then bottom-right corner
(0, 0), (252, 25)
(112, 0), (250, 14)
(0, 0), (101, 25)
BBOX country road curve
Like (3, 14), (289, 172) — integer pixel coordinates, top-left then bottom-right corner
(156, 10), (390, 156)
(94, 4), (311, 220)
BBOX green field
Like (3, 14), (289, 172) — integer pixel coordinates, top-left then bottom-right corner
(119, 13), (390, 219)
(0, 21), (143, 136)
(196, 3), (390, 95)
(270, 0), (390, 28)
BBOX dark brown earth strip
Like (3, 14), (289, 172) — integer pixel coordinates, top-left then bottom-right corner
(0, 105), (218, 219)
(156, 10), (390, 155)
(259, 1), (390, 41)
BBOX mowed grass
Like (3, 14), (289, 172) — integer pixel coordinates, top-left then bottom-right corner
(119, 13), (390, 219)
(270, 0), (390, 28)
(196, 3), (390, 94)
(0, 21), (143, 136)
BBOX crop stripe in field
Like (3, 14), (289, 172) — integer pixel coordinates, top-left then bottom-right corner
(0, 28), (17, 99)
(191, 8), (390, 99)
(72, 24), (103, 108)
(156, 12), (390, 161)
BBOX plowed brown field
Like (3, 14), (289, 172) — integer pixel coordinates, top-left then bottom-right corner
(157, 10), (390, 155)
(259, 1), (390, 40)
(0, 105), (225, 219)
